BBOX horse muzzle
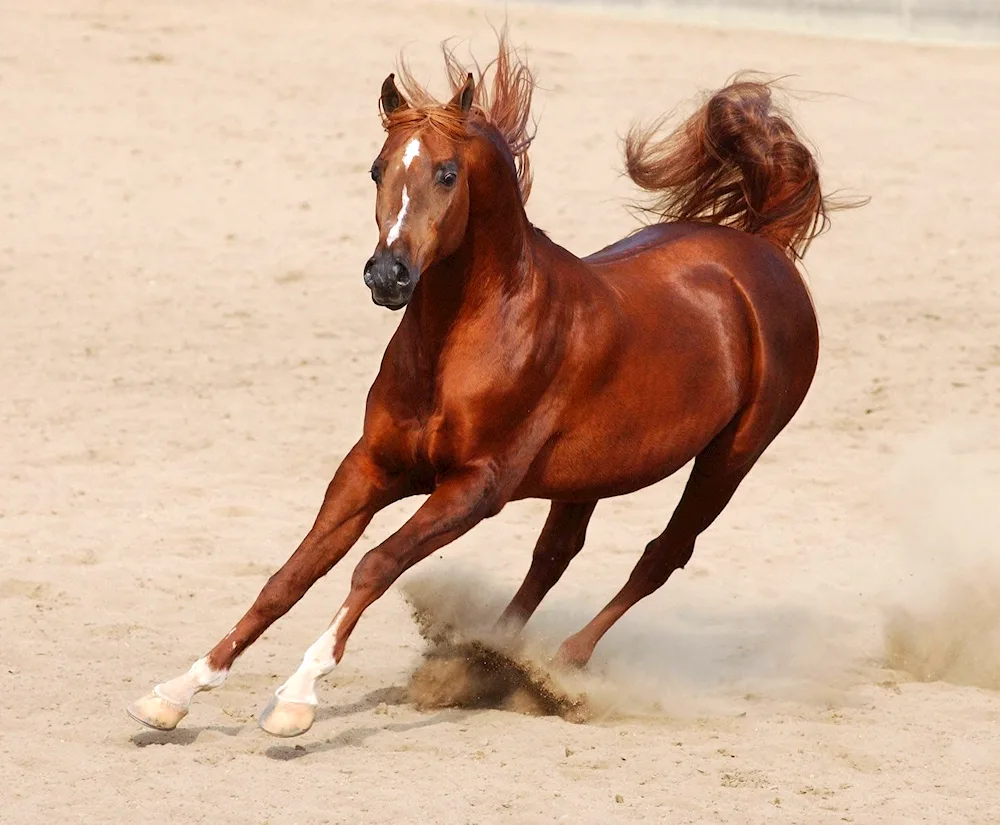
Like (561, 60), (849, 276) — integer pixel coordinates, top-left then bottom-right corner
(364, 251), (417, 310)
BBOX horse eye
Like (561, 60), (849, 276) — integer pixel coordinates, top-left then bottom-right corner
(370, 165), (382, 184)
(438, 169), (457, 188)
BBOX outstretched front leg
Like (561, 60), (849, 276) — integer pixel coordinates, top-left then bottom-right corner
(127, 444), (405, 731)
(258, 462), (504, 737)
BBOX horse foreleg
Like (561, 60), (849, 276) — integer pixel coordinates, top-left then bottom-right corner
(257, 464), (502, 737)
(127, 445), (403, 731)
(495, 500), (597, 634)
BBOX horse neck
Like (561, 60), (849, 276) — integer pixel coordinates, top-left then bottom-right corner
(406, 151), (535, 354)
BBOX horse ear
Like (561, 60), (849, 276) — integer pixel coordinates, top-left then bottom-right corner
(449, 73), (475, 115)
(380, 73), (408, 116)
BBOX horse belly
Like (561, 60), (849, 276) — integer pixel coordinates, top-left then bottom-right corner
(518, 356), (743, 501)
(521, 409), (726, 500)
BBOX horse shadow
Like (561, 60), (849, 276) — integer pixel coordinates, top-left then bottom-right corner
(262, 683), (473, 760)
(130, 722), (243, 747)
(262, 708), (472, 761)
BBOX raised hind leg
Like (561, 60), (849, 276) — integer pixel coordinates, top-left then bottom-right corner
(127, 444), (405, 731)
(495, 500), (597, 633)
(554, 420), (765, 669)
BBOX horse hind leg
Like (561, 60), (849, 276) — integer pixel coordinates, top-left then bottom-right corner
(553, 413), (773, 669)
(495, 500), (598, 634)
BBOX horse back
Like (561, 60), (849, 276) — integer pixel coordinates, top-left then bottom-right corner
(583, 221), (819, 361)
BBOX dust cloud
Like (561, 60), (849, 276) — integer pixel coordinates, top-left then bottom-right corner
(881, 428), (1000, 688)
(397, 563), (855, 722)
(396, 430), (1000, 722)
(400, 571), (597, 722)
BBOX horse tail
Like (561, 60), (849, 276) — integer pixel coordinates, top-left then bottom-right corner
(624, 77), (848, 261)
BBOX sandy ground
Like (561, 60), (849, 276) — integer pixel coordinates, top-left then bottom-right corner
(3, 1), (1000, 822)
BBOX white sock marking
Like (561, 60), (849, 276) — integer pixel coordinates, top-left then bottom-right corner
(154, 657), (228, 709)
(274, 607), (348, 706)
(402, 137), (421, 169)
(386, 186), (409, 247)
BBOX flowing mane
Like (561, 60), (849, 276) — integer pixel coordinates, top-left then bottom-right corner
(380, 29), (537, 203)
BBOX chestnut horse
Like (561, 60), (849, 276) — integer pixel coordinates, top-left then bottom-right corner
(129, 35), (847, 738)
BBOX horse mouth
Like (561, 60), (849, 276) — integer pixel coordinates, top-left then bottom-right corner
(371, 292), (409, 311)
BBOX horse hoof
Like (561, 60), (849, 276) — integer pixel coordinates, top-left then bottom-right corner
(257, 696), (316, 738)
(127, 692), (189, 731)
(552, 644), (590, 672)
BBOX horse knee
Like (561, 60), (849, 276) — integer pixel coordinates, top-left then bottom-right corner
(350, 548), (399, 597)
(674, 541), (695, 570)
(252, 575), (293, 622)
(633, 538), (695, 591)
(532, 540), (576, 574)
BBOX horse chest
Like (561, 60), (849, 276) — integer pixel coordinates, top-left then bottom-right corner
(378, 336), (544, 479)
(395, 391), (517, 479)
(409, 412), (458, 473)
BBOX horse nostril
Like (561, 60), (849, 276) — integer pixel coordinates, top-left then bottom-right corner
(363, 257), (377, 287)
(392, 261), (411, 287)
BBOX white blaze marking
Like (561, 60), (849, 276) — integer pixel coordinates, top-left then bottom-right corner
(384, 138), (420, 248)
(402, 137), (421, 169)
(274, 607), (348, 706)
(386, 186), (409, 247)
(153, 656), (228, 709)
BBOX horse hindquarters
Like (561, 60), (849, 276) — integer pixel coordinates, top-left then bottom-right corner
(553, 407), (766, 667)
(554, 249), (820, 668)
